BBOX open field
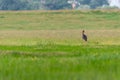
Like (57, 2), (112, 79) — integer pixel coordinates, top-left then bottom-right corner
(0, 10), (120, 80)
(0, 10), (120, 30)
(0, 30), (120, 45)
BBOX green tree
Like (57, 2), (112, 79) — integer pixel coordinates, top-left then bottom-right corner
(90, 0), (108, 9)
(44, 0), (70, 10)
(0, 0), (19, 10)
(0, 0), (109, 10)
(78, 0), (91, 4)
(0, 0), (34, 10)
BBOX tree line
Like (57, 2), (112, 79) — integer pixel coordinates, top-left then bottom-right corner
(0, 0), (110, 10)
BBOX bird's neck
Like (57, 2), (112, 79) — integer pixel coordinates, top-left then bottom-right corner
(82, 32), (84, 35)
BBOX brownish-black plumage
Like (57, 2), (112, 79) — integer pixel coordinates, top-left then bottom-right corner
(82, 30), (87, 41)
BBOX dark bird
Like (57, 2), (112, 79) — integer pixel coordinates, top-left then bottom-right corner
(82, 30), (87, 41)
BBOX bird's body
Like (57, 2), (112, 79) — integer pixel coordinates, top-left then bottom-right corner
(82, 30), (87, 41)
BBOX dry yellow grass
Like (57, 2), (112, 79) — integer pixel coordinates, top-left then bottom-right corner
(0, 30), (119, 45)
(0, 10), (120, 45)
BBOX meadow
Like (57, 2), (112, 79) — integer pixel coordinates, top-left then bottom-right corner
(0, 10), (120, 80)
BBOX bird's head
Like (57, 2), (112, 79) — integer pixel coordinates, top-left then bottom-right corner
(82, 30), (85, 33)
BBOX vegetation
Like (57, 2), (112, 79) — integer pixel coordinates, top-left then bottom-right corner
(0, 45), (120, 80)
(0, 0), (109, 10)
(0, 10), (120, 30)
(0, 10), (120, 80)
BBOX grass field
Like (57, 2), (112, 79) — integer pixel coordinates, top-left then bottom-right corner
(0, 10), (120, 80)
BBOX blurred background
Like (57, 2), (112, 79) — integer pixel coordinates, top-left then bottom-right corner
(0, 0), (120, 10)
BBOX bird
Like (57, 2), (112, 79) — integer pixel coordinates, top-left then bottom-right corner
(82, 30), (87, 41)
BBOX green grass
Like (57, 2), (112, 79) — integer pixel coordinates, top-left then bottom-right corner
(0, 10), (120, 30)
(0, 45), (120, 80)
(0, 10), (120, 80)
